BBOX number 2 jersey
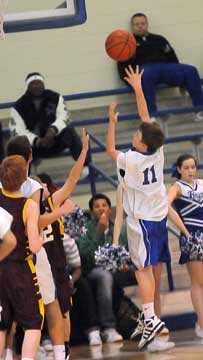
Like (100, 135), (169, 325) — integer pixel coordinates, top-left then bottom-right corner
(117, 146), (168, 221)
(43, 196), (66, 270)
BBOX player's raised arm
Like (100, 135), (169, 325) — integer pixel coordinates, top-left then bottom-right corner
(124, 65), (151, 123)
(106, 102), (122, 161)
(52, 128), (89, 207)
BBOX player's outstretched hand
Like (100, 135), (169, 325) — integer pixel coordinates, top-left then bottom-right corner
(124, 65), (144, 89)
(109, 102), (119, 124)
(81, 128), (89, 152)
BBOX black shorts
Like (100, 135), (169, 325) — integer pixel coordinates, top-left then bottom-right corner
(0, 257), (44, 330)
(44, 243), (72, 314)
(51, 266), (72, 315)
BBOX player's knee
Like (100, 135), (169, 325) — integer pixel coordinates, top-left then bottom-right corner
(181, 64), (198, 76)
(141, 66), (157, 82)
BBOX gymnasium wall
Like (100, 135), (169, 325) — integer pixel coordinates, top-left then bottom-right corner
(1, 0), (203, 111)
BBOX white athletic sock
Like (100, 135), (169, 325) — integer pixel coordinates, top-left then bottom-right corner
(142, 302), (155, 319)
(53, 345), (65, 360)
(4, 348), (13, 360)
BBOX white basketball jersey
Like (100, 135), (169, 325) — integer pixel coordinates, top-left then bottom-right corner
(21, 177), (42, 197)
(117, 147), (168, 221)
(0, 177), (42, 197)
(0, 207), (13, 239)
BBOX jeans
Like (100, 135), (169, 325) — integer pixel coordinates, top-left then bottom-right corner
(87, 267), (116, 329)
(140, 63), (203, 114)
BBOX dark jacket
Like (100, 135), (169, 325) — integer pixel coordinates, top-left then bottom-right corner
(10, 89), (69, 144)
(118, 32), (179, 80)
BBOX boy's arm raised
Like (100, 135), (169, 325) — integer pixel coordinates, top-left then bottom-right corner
(52, 128), (89, 207)
(124, 65), (151, 123)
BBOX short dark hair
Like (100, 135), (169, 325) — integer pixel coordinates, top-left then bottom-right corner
(89, 193), (111, 211)
(25, 72), (42, 81)
(139, 122), (165, 152)
(6, 135), (32, 162)
(131, 13), (148, 23)
(0, 155), (27, 192)
(37, 173), (53, 192)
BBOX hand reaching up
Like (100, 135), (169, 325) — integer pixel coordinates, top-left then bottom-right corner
(124, 65), (144, 90)
(109, 102), (119, 124)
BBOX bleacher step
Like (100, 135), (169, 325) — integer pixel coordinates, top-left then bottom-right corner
(125, 286), (193, 316)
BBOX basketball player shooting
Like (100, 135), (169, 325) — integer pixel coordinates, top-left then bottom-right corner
(106, 65), (170, 349)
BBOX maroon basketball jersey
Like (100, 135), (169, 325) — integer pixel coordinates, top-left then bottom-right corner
(0, 189), (32, 261)
(43, 196), (67, 270)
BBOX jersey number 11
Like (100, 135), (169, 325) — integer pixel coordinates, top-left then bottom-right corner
(143, 165), (157, 185)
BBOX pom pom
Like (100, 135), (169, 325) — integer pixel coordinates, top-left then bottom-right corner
(95, 243), (132, 272)
(180, 231), (203, 261)
(63, 207), (87, 241)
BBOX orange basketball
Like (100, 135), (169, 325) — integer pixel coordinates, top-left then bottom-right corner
(105, 29), (136, 62)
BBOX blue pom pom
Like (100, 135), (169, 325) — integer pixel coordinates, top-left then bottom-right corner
(95, 243), (132, 272)
(63, 207), (87, 240)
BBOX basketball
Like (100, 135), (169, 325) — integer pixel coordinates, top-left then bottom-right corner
(105, 29), (136, 62)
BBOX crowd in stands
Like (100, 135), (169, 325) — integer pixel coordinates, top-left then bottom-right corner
(1, 10), (203, 360)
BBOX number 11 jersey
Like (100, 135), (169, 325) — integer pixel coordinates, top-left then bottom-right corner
(117, 146), (168, 221)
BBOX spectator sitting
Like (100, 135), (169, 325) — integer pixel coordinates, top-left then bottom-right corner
(77, 193), (136, 345)
(117, 13), (203, 121)
(10, 72), (89, 177)
(63, 231), (109, 346)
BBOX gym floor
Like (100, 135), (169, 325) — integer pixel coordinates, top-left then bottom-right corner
(70, 329), (203, 360)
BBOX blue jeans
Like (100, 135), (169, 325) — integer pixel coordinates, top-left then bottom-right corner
(87, 267), (116, 329)
(140, 63), (203, 114)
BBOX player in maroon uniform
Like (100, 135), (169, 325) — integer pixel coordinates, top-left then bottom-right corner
(0, 155), (43, 360)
